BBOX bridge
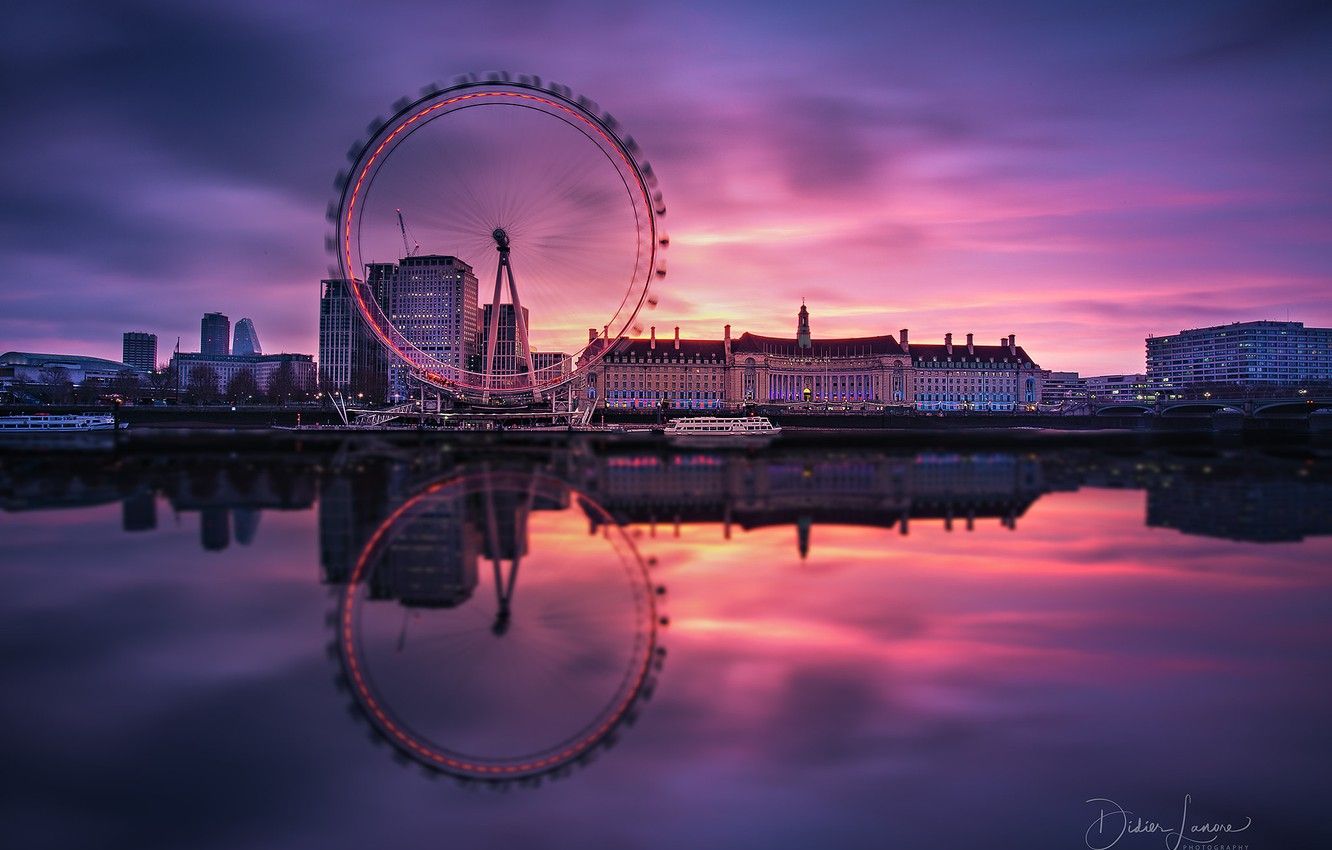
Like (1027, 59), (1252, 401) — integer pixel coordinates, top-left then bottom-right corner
(1091, 396), (1332, 418)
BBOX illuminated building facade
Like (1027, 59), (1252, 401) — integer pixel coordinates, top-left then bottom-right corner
(1147, 320), (1332, 388)
(585, 303), (1044, 411)
(381, 255), (478, 400)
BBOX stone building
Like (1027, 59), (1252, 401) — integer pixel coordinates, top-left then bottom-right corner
(585, 303), (1044, 411)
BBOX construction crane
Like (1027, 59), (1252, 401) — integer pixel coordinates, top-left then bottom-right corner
(396, 208), (420, 257)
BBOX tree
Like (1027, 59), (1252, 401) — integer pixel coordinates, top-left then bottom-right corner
(72, 377), (104, 404)
(112, 369), (142, 399)
(226, 368), (259, 403)
(42, 367), (72, 404)
(187, 365), (220, 403)
(267, 361), (298, 404)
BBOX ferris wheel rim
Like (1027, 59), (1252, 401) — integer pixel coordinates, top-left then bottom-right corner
(330, 76), (666, 398)
(335, 469), (662, 781)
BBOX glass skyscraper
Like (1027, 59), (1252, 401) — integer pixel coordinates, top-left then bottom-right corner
(201, 312), (230, 356)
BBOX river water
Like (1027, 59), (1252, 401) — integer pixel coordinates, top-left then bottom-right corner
(2, 443), (1329, 849)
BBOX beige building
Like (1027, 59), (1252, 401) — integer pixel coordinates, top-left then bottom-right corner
(585, 303), (1044, 412)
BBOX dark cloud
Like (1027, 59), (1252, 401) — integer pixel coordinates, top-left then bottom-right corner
(1173, 0), (1332, 66)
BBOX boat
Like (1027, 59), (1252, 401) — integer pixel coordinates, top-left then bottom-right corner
(664, 416), (781, 448)
(0, 413), (127, 451)
(0, 413), (124, 432)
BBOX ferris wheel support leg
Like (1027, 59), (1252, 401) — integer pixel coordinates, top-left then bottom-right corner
(504, 256), (535, 379)
(484, 259), (505, 393)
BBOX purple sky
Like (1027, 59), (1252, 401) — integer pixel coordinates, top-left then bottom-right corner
(2, 0), (1329, 374)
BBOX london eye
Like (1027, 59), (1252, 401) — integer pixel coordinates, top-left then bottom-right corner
(329, 73), (668, 401)
(333, 467), (666, 783)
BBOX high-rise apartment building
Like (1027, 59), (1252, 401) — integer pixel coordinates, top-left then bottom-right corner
(1146, 321), (1332, 388)
(232, 318), (262, 356)
(201, 312), (230, 356)
(122, 331), (157, 372)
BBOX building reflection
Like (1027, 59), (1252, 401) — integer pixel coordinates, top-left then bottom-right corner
(580, 452), (1049, 557)
(324, 466), (572, 613)
(0, 455), (316, 551)
(1145, 463), (1332, 543)
(328, 469), (663, 785)
(0, 446), (1328, 550)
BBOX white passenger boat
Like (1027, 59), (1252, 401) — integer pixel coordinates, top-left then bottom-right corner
(664, 416), (781, 448)
(0, 413), (123, 432)
(0, 414), (126, 450)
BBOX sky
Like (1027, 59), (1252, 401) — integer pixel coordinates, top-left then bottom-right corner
(1, 0), (1330, 375)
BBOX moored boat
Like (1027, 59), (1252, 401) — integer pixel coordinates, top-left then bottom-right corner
(0, 413), (124, 432)
(664, 416), (780, 448)
(0, 413), (126, 451)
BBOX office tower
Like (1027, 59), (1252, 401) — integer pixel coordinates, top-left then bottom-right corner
(232, 318), (262, 356)
(384, 255), (478, 400)
(201, 312), (230, 355)
(122, 332), (157, 372)
(318, 279), (389, 401)
(481, 303), (532, 375)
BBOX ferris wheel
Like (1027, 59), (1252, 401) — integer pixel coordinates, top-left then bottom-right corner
(333, 467), (667, 784)
(329, 73), (668, 400)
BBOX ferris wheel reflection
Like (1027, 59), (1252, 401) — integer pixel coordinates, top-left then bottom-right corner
(332, 466), (666, 786)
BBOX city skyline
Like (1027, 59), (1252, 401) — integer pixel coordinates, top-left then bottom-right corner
(2, 2), (1329, 376)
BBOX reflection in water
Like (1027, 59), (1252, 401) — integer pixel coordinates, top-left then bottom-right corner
(334, 469), (663, 783)
(0, 443), (1329, 846)
(4, 447), (1327, 554)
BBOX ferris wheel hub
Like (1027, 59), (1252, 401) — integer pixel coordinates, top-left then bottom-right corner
(492, 227), (510, 252)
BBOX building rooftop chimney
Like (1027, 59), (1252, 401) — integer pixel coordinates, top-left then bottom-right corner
(966, 332), (974, 354)
(900, 328), (909, 351)
(1008, 333), (1016, 354)
(945, 332), (953, 355)
(674, 326), (680, 350)
(650, 326), (656, 349)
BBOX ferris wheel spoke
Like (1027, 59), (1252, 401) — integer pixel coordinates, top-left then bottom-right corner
(336, 80), (663, 398)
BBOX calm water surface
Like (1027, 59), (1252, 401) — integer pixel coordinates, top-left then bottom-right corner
(2, 445), (1330, 849)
